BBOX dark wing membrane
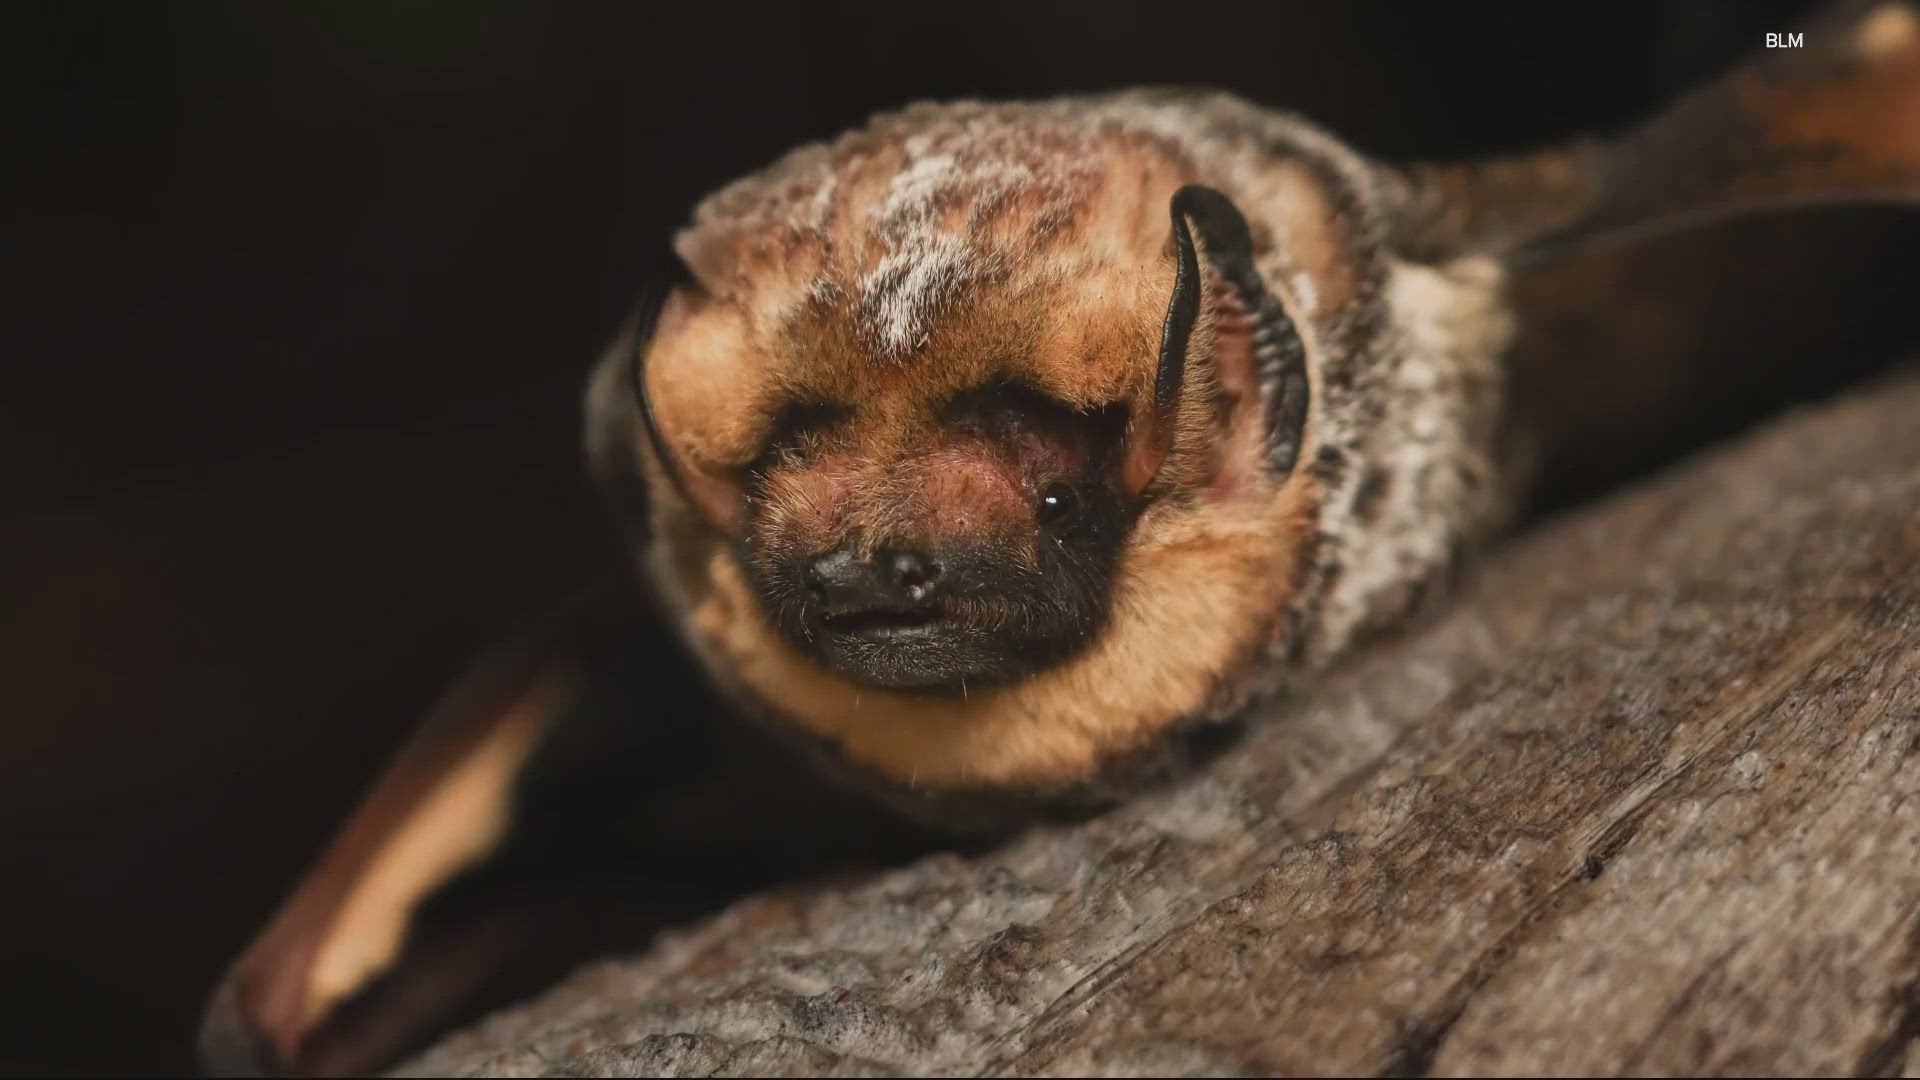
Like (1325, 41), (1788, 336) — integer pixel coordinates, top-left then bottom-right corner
(199, 591), (948, 1076)
(198, 596), (730, 1075)
(1397, 0), (1920, 262)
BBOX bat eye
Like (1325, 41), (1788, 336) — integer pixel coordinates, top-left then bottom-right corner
(752, 400), (848, 473)
(1037, 481), (1079, 526)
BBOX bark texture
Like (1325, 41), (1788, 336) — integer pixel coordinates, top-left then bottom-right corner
(409, 370), (1920, 1077)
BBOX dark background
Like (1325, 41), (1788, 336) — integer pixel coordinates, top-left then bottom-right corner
(5, 1), (1910, 1073)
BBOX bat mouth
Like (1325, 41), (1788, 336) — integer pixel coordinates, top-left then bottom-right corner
(817, 604), (950, 638)
(803, 602), (1026, 692)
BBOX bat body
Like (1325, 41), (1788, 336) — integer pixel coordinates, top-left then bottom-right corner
(205, 4), (1920, 1073)
(591, 91), (1508, 819)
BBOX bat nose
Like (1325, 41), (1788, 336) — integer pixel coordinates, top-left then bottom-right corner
(805, 546), (943, 607)
(881, 549), (940, 594)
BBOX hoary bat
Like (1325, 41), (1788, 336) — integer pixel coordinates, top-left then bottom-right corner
(202, 2), (1920, 1073)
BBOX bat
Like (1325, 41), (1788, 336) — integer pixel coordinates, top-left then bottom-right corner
(201, 3), (1920, 1073)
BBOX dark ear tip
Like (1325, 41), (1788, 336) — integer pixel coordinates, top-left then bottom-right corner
(624, 263), (749, 536)
(1169, 184), (1255, 263)
(628, 286), (692, 499)
(624, 244), (699, 401)
(1156, 189), (1206, 418)
(1168, 183), (1229, 216)
(198, 979), (289, 1077)
(1156, 183), (1260, 421)
(625, 244), (701, 402)
(626, 286), (671, 398)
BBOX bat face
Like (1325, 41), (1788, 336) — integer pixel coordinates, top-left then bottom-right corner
(635, 156), (1187, 697)
(738, 377), (1133, 691)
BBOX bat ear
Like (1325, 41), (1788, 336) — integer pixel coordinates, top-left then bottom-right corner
(1393, 1), (1920, 264)
(1124, 185), (1310, 497)
(625, 274), (753, 537)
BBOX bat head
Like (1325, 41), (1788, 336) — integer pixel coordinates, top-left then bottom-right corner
(636, 225), (1154, 693)
(630, 137), (1317, 698)
(593, 97), (1405, 800)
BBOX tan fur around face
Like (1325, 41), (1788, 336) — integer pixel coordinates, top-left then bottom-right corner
(690, 469), (1317, 791)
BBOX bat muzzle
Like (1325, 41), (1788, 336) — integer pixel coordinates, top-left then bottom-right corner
(794, 544), (989, 690)
(761, 539), (1104, 693)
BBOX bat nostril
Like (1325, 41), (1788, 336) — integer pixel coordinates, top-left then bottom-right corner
(802, 561), (829, 601)
(805, 548), (865, 603)
(883, 549), (941, 597)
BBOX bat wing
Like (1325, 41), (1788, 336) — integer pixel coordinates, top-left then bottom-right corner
(198, 595), (716, 1076)
(198, 588), (947, 1076)
(1397, 0), (1920, 262)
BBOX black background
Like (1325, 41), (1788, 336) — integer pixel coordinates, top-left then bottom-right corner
(4, 1), (1904, 1073)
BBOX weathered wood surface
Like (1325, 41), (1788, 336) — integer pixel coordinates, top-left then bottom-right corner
(410, 371), (1920, 1077)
